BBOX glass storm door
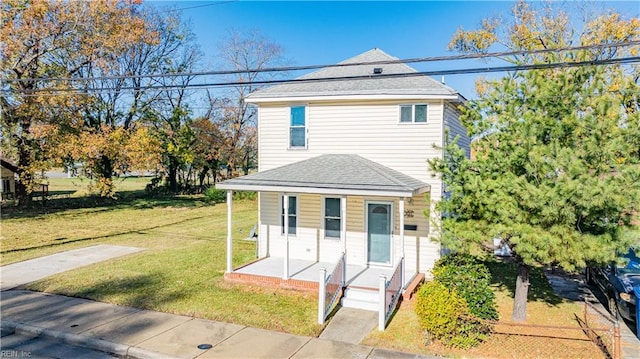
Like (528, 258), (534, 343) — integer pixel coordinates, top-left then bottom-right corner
(367, 203), (391, 265)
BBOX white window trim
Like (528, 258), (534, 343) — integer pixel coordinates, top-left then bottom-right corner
(398, 103), (428, 124)
(280, 194), (298, 236)
(322, 196), (342, 240)
(288, 105), (308, 150)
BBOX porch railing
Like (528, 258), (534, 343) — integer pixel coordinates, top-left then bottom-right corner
(318, 252), (346, 324)
(378, 256), (404, 330)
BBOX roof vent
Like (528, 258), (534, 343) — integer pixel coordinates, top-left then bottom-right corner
(373, 67), (383, 74)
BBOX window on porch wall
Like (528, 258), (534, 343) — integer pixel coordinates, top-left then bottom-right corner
(324, 198), (341, 239)
(281, 196), (297, 235)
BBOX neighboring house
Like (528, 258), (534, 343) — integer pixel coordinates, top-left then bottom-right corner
(217, 48), (470, 328)
(0, 158), (18, 200)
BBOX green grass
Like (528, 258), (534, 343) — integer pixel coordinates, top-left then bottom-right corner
(1, 178), (321, 336)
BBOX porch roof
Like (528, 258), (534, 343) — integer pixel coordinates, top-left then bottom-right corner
(216, 154), (430, 197)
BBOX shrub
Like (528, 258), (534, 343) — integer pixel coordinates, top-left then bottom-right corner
(233, 191), (257, 201)
(432, 253), (498, 320)
(415, 280), (491, 348)
(204, 186), (227, 204)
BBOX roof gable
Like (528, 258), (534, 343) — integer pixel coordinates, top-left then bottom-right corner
(247, 48), (460, 101)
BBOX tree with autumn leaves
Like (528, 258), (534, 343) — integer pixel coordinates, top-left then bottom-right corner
(430, 1), (640, 321)
(1, 1), (274, 201)
(1, 0), (154, 204)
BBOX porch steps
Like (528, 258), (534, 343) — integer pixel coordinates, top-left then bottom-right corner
(340, 287), (379, 312)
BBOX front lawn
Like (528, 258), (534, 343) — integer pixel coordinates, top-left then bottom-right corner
(3, 178), (321, 336)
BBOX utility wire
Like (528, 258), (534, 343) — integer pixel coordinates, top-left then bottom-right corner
(8, 55), (640, 96)
(4, 40), (640, 84)
(156, 1), (238, 13)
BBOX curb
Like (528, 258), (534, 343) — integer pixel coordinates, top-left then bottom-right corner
(1, 320), (181, 359)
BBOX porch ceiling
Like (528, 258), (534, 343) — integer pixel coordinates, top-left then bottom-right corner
(216, 154), (430, 197)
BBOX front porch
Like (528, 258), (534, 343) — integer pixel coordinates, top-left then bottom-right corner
(225, 256), (418, 291)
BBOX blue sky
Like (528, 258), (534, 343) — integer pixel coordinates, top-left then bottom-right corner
(147, 1), (640, 100)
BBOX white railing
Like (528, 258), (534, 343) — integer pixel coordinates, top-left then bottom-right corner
(378, 257), (404, 330)
(318, 252), (346, 324)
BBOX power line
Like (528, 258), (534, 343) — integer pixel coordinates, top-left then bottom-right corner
(156, 1), (238, 13)
(7, 55), (639, 96)
(4, 40), (639, 84)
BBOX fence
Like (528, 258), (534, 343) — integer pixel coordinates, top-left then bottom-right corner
(465, 301), (620, 359)
(580, 300), (621, 359)
(317, 252), (345, 325)
(378, 256), (404, 330)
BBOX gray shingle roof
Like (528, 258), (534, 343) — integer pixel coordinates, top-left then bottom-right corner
(217, 154), (429, 197)
(246, 48), (459, 100)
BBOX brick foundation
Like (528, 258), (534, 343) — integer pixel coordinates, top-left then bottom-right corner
(224, 272), (319, 292)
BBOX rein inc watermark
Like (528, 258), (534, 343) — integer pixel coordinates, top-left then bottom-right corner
(1, 350), (32, 358)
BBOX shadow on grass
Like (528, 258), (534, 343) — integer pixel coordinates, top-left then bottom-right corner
(1, 213), (211, 254)
(49, 272), (190, 310)
(483, 258), (562, 305)
(1, 192), (209, 220)
(46, 190), (76, 197)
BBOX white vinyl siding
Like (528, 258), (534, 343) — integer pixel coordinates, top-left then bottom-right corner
(258, 100), (444, 202)
(255, 99), (458, 273)
(444, 103), (470, 158)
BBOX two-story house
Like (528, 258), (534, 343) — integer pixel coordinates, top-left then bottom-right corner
(217, 48), (470, 328)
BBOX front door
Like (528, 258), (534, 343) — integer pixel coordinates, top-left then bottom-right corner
(367, 203), (392, 265)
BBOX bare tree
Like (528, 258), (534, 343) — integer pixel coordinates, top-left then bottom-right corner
(209, 29), (288, 176)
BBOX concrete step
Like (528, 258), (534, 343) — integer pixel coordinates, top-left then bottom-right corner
(341, 287), (379, 311)
(340, 297), (378, 311)
(343, 287), (378, 301)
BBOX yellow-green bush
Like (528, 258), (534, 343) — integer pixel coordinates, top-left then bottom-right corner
(414, 280), (491, 348)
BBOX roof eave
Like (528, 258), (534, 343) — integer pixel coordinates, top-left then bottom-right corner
(216, 182), (430, 198)
(246, 93), (461, 104)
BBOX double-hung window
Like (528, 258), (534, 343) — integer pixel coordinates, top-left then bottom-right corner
(281, 195), (297, 235)
(289, 106), (306, 148)
(324, 198), (341, 239)
(399, 104), (427, 123)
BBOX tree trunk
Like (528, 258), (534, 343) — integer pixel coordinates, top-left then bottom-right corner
(512, 261), (530, 322)
(167, 156), (178, 193)
(15, 113), (34, 207)
(198, 166), (209, 190)
(15, 168), (33, 207)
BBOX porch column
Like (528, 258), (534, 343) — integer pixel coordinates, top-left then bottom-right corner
(283, 193), (290, 280)
(341, 196), (347, 253)
(226, 190), (233, 274)
(399, 198), (405, 258)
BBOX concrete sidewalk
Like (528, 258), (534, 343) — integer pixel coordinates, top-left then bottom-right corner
(1, 290), (434, 359)
(1, 245), (144, 291)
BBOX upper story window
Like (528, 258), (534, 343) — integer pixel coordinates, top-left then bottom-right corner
(289, 106), (306, 148)
(399, 104), (427, 123)
(324, 197), (341, 239)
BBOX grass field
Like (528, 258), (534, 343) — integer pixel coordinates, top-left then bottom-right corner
(1, 178), (321, 336)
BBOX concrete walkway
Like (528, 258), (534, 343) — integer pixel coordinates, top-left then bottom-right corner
(319, 308), (378, 344)
(0, 290), (436, 359)
(0, 245), (144, 291)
